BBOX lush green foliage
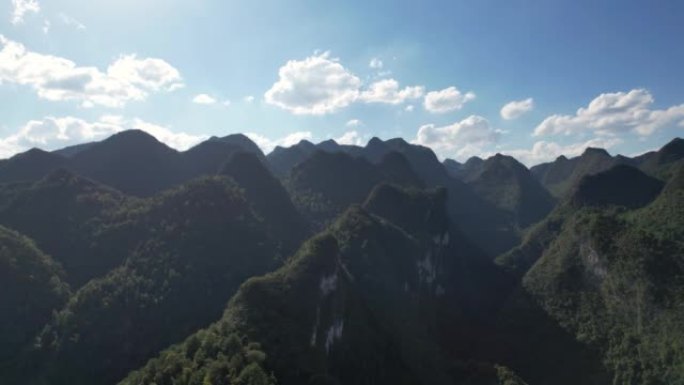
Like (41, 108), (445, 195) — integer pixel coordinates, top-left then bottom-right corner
(0, 226), (69, 363)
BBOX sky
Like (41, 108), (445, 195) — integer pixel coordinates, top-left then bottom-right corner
(1, 0), (683, 165)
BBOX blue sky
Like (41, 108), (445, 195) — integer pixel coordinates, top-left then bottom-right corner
(1, 0), (683, 165)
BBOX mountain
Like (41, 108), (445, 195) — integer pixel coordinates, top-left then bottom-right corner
(0, 130), (266, 197)
(496, 163), (684, 384)
(0, 169), (133, 286)
(120, 184), (525, 385)
(0, 149), (69, 184)
(267, 140), (319, 177)
(68, 130), (183, 196)
(1, 132), (682, 385)
(570, 164), (664, 209)
(466, 154), (556, 227)
(442, 158), (463, 177)
(18, 177), (284, 385)
(219, 151), (310, 252)
(635, 137), (684, 178)
(210, 134), (266, 161)
(531, 147), (629, 197)
(120, 184), (609, 385)
(0, 226), (70, 363)
(52, 142), (99, 158)
(285, 150), (422, 227)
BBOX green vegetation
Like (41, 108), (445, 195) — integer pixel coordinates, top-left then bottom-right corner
(0, 131), (682, 385)
(0, 226), (69, 363)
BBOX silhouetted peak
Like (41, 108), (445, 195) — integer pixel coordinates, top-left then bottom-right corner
(659, 137), (684, 157)
(364, 183), (448, 236)
(317, 139), (341, 152)
(221, 151), (266, 175)
(582, 147), (611, 158)
(297, 139), (315, 148)
(571, 164), (663, 209)
(464, 156), (484, 167)
(367, 137), (385, 147)
(11, 148), (61, 161)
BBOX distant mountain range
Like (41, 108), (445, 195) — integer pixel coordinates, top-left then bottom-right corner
(0, 132), (682, 385)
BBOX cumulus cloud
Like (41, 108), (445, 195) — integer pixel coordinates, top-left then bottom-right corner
(192, 94), (217, 105)
(534, 89), (684, 137)
(244, 95), (255, 103)
(245, 131), (313, 153)
(405, 105), (415, 112)
(424, 86), (476, 113)
(414, 115), (499, 158)
(0, 36), (183, 108)
(500, 138), (623, 166)
(359, 79), (424, 105)
(11, 0), (40, 24)
(264, 52), (361, 115)
(346, 119), (362, 127)
(264, 52), (423, 114)
(336, 130), (365, 146)
(369, 58), (383, 69)
(501, 98), (534, 120)
(0, 115), (205, 158)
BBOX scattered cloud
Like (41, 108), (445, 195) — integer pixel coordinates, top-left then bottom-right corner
(414, 115), (499, 158)
(534, 89), (684, 137)
(192, 93), (217, 105)
(500, 137), (623, 166)
(0, 115), (205, 158)
(57, 12), (86, 30)
(42, 19), (50, 34)
(359, 79), (424, 105)
(265, 52), (361, 115)
(244, 95), (255, 103)
(405, 105), (415, 112)
(501, 97), (534, 120)
(107, 55), (183, 92)
(369, 58), (383, 69)
(245, 131), (313, 153)
(346, 119), (362, 127)
(265, 52), (480, 115)
(11, 0), (40, 24)
(336, 130), (365, 146)
(424, 86), (476, 113)
(0, 36), (183, 107)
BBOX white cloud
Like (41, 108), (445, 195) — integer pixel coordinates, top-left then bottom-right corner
(42, 19), (50, 34)
(424, 86), (476, 113)
(264, 52), (361, 115)
(0, 36), (183, 108)
(500, 137), (622, 166)
(57, 13), (86, 30)
(245, 131), (313, 153)
(359, 79), (424, 105)
(414, 115), (499, 158)
(11, 0), (40, 24)
(244, 95), (255, 103)
(192, 93), (217, 105)
(223, 100), (232, 107)
(501, 97), (534, 120)
(336, 130), (365, 146)
(346, 119), (362, 127)
(534, 89), (684, 137)
(405, 105), (415, 112)
(369, 58), (383, 69)
(0, 115), (205, 158)
(107, 55), (183, 92)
